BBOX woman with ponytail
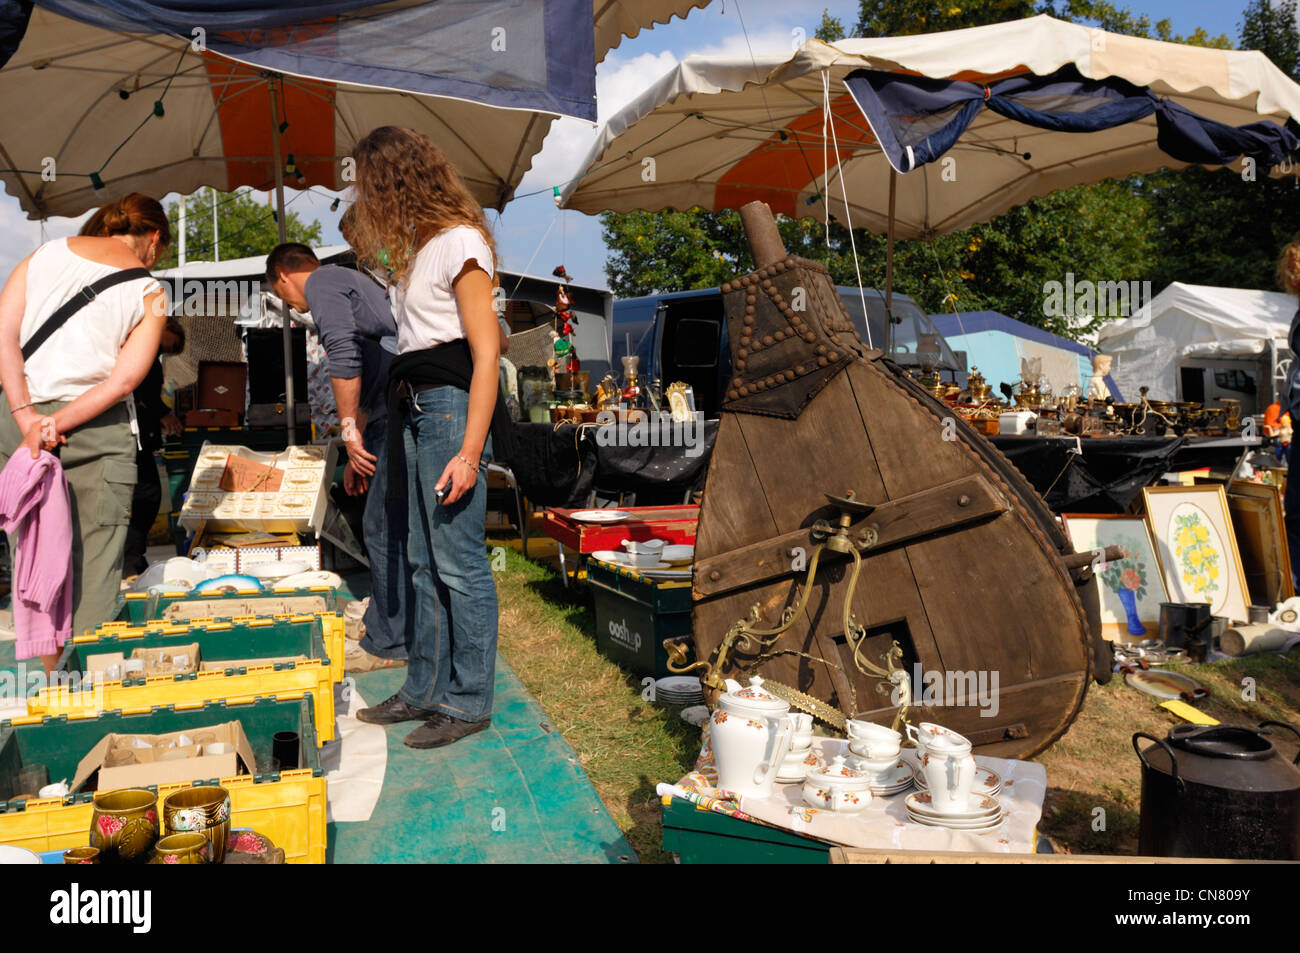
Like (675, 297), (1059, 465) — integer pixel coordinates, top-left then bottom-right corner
(348, 126), (511, 749)
(0, 193), (169, 665)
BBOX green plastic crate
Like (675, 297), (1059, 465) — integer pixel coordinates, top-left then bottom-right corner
(586, 559), (692, 678)
(108, 586), (337, 628)
(661, 796), (830, 864)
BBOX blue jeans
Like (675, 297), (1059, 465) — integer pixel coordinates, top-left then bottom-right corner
(359, 418), (414, 660)
(396, 385), (497, 721)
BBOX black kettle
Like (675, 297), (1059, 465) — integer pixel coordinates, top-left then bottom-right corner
(1134, 721), (1300, 859)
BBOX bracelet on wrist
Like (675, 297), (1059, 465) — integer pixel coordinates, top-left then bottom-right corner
(455, 453), (480, 472)
(9, 401), (34, 415)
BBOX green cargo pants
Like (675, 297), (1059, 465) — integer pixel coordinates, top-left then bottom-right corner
(0, 392), (136, 638)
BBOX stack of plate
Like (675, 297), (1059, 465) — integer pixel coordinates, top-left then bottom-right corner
(591, 550), (670, 571)
(655, 676), (704, 706)
(905, 791), (1005, 832)
(865, 759), (915, 797)
(913, 763), (1002, 797)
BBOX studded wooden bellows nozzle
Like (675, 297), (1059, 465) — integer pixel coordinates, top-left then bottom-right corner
(721, 256), (873, 419)
(685, 201), (1109, 761)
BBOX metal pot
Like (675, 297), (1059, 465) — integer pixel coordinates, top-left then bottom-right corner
(1157, 602), (1212, 650)
(1133, 721), (1300, 859)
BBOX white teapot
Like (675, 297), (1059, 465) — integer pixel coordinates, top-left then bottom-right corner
(710, 676), (794, 799)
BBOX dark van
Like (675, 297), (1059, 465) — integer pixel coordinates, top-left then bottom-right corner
(611, 285), (962, 418)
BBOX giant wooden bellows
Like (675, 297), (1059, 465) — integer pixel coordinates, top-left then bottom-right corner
(677, 202), (1109, 760)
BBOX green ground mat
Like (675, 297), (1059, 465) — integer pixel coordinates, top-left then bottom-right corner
(1, 587), (635, 863)
(329, 654), (635, 864)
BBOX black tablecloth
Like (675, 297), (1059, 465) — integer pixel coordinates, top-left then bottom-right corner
(989, 435), (1258, 513)
(509, 420), (1253, 513)
(510, 420), (718, 508)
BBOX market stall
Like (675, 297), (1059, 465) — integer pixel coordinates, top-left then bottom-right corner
(551, 16), (1300, 862)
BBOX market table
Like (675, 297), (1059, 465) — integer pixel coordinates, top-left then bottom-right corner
(543, 505), (698, 585)
(659, 736), (1046, 862)
(988, 434), (1266, 512)
(509, 420), (717, 508)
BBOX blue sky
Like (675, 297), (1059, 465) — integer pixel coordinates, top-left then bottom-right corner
(0, 1), (1268, 289)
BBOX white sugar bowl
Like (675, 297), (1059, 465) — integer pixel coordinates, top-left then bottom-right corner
(802, 755), (872, 813)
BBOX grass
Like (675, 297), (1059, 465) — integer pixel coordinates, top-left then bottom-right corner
(491, 534), (1300, 860)
(1035, 649), (1300, 854)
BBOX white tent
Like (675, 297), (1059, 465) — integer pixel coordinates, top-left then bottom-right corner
(1096, 282), (1295, 402)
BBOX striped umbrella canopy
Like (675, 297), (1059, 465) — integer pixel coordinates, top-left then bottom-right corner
(561, 15), (1300, 239)
(0, 0), (712, 218)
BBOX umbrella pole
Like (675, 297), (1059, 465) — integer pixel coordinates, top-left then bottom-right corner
(268, 75), (296, 447)
(885, 169), (896, 359)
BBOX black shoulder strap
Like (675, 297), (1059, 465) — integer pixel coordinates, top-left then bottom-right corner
(22, 267), (154, 361)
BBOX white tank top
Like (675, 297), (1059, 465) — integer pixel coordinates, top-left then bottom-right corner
(20, 238), (162, 402)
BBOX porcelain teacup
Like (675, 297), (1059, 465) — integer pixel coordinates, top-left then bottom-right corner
(845, 751), (899, 781)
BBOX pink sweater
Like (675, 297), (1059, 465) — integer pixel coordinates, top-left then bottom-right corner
(0, 449), (73, 659)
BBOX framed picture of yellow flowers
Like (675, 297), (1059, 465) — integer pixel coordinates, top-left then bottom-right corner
(1142, 485), (1250, 625)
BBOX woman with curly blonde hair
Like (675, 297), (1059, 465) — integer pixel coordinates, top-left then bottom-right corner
(1278, 238), (1300, 584)
(349, 126), (512, 749)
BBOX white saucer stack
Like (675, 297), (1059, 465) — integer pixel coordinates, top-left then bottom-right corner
(905, 791), (1006, 832)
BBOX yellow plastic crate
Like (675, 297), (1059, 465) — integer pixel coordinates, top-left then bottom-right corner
(0, 696), (327, 863)
(26, 661), (336, 744)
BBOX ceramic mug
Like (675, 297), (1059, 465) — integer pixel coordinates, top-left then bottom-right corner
(150, 832), (211, 865)
(63, 847), (100, 865)
(163, 786), (231, 863)
(89, 788), (159, 862)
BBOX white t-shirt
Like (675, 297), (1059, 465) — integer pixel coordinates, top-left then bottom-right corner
(391, 225), (494, 354)
(20, 238), (163, 402)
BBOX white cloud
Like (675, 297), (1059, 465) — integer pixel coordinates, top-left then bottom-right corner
(0, 200), (91, 280)
(518, 18), (816, 197)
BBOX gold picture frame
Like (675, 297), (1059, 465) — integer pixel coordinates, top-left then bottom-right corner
(1142, 485), (1252, 624)
(1225, 481), (1295, 605)
(1061, 514), (1168, 643)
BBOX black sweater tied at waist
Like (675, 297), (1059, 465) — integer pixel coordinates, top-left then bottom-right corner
(385, 339), (514, 500)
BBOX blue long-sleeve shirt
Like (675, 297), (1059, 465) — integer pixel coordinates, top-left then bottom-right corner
(303, 265), (397, 423)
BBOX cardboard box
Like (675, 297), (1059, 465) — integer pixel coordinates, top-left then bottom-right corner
(220, 455), (284, 493)
(85, 652), (126, 684)
(129, 643), (200, 676)
(71, 721), (255, 792)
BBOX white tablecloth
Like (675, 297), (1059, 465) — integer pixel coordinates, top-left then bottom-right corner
(660, 731), (1046, 854)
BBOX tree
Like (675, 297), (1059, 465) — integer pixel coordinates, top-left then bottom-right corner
(854, 0), (1036, 37)
(157, 188), (323, 268)
(1128, 0), (1300, 296)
